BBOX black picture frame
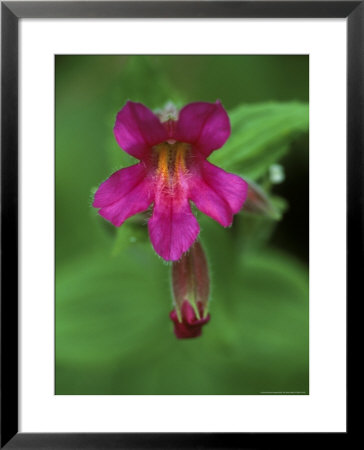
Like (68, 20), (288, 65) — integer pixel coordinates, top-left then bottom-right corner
(1, 1), (355, 448)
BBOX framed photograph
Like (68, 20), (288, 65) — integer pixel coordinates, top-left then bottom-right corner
(1, 1), (354, 447)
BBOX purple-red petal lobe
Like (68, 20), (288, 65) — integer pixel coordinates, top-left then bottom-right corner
(93, 163), (147, 208)
(175, 101), (231, 156)
(189, 161), (248, 227)
(148, 191), (199, 261)
(98, 180), (152, 227)
(189, 176), (233, 227)
(93, 163), (153, 227)
(113, 101), (168, 160)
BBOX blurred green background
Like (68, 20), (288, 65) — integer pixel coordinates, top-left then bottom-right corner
(56, 55), (309, 395)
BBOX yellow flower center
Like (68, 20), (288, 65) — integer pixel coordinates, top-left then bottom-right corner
(154, 141), (190, 185)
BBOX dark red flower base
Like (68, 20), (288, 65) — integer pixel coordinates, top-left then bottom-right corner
(170, 301), (210, 339)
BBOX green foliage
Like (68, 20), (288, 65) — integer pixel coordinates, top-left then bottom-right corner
(56, 235), (308, 394)
(211, 102), (309, 180)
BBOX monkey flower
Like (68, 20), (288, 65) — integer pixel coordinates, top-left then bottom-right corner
(93, 101), (248, 261)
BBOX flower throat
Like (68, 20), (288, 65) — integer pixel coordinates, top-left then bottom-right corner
(154, 141), (191, 186)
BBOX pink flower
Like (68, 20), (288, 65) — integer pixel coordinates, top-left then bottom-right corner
(170, 301), (210, 339)
(93, 101), (248, 261)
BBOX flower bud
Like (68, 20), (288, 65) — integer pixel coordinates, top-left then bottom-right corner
(170, 241), (210, 339)
(243, 180), (281, 219)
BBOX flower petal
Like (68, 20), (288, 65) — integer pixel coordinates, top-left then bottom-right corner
(114, 101), (168, 159)
(175, 101), (230, 156)
(94, 164), (153, 227)
(148, 191), (199, 261)
(189, 176), (233, 227)
(93, 163), (147, 208)
(189, 161), (248, 226)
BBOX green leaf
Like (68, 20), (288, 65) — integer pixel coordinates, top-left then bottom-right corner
(113, 55), (185, 110)
(112, 219), (149, 256)
(56, 247), (168, 368)
(210, 102), (309, 180)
